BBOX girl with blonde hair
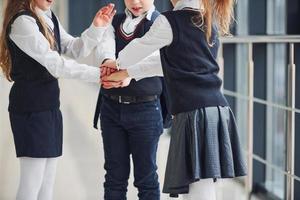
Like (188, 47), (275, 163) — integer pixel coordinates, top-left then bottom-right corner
(102, 0), (247, 199)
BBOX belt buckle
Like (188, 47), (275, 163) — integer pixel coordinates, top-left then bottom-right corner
(119, 96), (130, 104)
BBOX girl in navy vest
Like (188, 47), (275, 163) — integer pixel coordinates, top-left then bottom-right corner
(102, 0), (247, 199)
(0, 0), (115, 199)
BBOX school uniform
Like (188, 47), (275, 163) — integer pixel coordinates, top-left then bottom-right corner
(115, 0), (247, 197)
(93, 7), (164, 200)
(7, 9), (105, 158)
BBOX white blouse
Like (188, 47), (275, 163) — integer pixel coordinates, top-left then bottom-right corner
(117, 0), (201, 79)
(95, 5), (160, 74)
(9, 9), (107, 83)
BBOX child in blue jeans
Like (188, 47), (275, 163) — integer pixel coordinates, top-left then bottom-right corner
(93, 0), (169, 199)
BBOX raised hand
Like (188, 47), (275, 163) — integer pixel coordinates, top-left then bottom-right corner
(93, 3), (116, 27)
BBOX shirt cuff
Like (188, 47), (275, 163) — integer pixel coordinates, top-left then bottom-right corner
(86, 24), (107, 42)
(126, 66), (143, 79)
(100, 55), (115, 64)
(86, 67), (101, 83)
(116, 58), (125, 70)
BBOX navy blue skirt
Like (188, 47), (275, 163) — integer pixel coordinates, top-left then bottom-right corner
(9, 109), (63, 158)
(163, 106), (247, 196)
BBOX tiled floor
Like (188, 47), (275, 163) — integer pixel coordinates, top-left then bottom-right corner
(0, 78), (254, 200)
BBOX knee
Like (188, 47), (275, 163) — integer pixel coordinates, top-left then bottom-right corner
(134, 172), (159, 190)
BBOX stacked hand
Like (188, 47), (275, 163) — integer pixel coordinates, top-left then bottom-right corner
(100, 60), (131, 89)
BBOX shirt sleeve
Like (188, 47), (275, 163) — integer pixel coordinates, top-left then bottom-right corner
(9, 15), (100, 83)
(94, 24), (116, 65)
(127, 50), (164, 80)
(117, 15), (173, 68)
(59, 19), (107, 59)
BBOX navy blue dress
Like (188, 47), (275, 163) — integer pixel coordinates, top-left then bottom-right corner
(158, 10), (247, 196)
(7, 11), (63, 158)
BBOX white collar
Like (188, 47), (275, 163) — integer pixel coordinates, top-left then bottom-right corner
(174, 0), (201, 11)
(45, 9), (52, 18)
(36, 7), (52, 19)
(125, 5), (156, 21)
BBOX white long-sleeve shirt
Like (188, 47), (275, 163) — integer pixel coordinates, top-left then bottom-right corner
(9, 9), (106, 83)
(117, 0), (201, 79)
(96, 5), (164, 79)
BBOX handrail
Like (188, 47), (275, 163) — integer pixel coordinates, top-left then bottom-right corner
(218, 35), (298, 200)
(220, 35), (300, 43)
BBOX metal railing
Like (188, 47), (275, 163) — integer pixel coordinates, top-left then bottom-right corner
(218, 35), (300, 200)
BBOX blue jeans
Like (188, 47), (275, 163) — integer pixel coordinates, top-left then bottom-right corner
(100, 97), (163, 200)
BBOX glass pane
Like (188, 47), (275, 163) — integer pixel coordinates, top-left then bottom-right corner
(265, 166), (285, 199)
(234, 98), (248, 150)
(265, 108), (286, 199)
(295, 112), (300, 177)
(295, 179), (300, 200)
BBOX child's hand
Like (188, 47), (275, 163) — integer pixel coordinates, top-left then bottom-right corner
(102, 70), (130, 82)
(101, 66), (117, 78)
(101, 59), (117, 69)
(93, 3), (116, 27)
(101, 77), (131, 89)
(100, 59), (130, 89)
(120, 77), (132, 88)
(100, 59), (117, 79)
(102, 80), (123, 89)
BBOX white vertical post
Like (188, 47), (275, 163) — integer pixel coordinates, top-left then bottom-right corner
(218, 43), (224, 91)
(246, 43), (254, 194)
(286, 43), (296, 200)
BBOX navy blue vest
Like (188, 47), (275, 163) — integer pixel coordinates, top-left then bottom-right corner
(94, 11), (172, 129)
(100, 11), (162, 96)
(160, 10), (228, 114)
(7, 11), (61, 113)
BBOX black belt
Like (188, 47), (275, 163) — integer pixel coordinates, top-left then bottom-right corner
(103, 94), (158, 104)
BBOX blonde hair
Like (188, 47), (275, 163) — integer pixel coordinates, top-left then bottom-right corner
(0, 0), (55, 81)
(197, 0), (235, 44)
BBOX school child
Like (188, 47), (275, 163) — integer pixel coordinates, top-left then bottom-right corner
(102, 0), (247, 199)
(0, 0), (115, 199)
(92, 0), (172, 199)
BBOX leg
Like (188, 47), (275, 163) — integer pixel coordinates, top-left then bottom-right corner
(130, 134), (160, 200)
(125, 100), (163, 200)
(181, 179), (216, 200)
(100, 99), (131, 200)
(17, 157), (47, 200)
(38, 158), (59, 200)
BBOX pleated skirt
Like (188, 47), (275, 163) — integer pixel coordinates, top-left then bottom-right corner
(163, 106), (247, 196)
